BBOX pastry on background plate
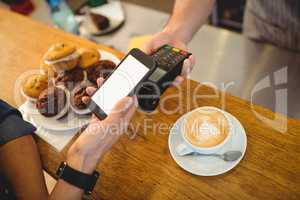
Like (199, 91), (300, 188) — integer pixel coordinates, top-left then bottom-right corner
(43, 43), (79, 72)
(36, 86), (70, 119)
(55, 67), (86, 89)
(22, 74), (49, 101)
(87, 60), (116, 84)
(90, 12), (110, 31)
(77, 47), (101, 69)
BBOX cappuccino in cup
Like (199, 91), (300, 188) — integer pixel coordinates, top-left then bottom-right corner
(180, 107), (233, 154)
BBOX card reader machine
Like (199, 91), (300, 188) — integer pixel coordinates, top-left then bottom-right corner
(137, 45), (192, 111)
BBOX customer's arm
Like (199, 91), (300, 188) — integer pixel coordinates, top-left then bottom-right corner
(0, 97), (135, 200)
(50, 94), (136, 200)
(51, 76), (136, 200)
(0, 78), (137, 200)
(0, 134), (87, 200)
(0, 135), (49, 199)
(0, 100), (48, 199)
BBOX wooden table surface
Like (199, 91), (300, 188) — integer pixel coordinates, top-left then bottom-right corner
(0, 9), (299, 200)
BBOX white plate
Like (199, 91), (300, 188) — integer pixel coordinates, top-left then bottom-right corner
(77, 1), (125, 36)
(20, 100), (90, 131)
(20, 50), (120, 132)
(99, 49), (121, 64)
(168, 109), (247, 176)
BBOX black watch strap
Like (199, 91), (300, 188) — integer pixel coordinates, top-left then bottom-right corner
(56, 162), (100, 195)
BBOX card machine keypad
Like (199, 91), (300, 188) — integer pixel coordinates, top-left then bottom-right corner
(137, 45), (192, 112)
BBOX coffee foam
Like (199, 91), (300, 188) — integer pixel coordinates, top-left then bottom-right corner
(183, 108), (230, 148)
(199, 120), (220, 136)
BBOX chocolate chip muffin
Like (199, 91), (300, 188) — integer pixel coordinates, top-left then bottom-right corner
(87, 60), (116, 84)
(70, 81), (95, 114)
(36, 87), (67, 117)
(55, 67), (85, 89)
(72, 85), (92, 110)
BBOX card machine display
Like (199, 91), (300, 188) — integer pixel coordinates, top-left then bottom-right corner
(137, 45), (192, 111)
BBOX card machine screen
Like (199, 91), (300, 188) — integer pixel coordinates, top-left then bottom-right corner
(148, 68), (167, 82)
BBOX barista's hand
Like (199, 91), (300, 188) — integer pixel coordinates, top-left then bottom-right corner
(141, 31), (195, 86)
(67, 78), (137, 174)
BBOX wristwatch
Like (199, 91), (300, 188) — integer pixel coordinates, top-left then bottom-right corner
(56, 162), (100, 195)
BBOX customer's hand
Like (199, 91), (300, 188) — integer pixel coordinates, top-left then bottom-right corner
(141, 31), (195, 86)
(67, 78), (137, 174)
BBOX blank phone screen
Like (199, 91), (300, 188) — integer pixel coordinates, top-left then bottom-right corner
(92, 55), (149, 114)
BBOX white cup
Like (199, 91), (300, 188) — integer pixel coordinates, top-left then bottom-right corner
(177, 106), (234, 155)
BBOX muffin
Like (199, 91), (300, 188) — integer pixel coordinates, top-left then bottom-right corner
(77, 47), (100, 69)
(70, 81), (94, 115)
(55, 67), (86, 89)
(36, 86), (70, 119)
(43, 43), (79, 72)
(87, 60), (116, 84)
(22, 74), (49, 101)
(40, 62), (58, 78)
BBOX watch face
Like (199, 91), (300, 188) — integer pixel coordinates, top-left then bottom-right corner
(56, 162), (67, 177)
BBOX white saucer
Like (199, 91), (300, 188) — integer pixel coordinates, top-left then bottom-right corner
(168, 110), (247, 176)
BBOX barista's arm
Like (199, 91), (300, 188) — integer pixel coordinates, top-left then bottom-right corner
(164, 0), (215, 43)
(142, 0), (214, 85)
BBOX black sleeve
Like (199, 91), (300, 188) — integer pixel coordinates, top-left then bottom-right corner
(0, 100), (36, 146)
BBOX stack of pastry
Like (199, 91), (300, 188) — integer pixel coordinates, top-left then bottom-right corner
(21, 42), (117, 119)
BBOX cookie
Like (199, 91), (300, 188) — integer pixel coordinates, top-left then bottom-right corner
(22, 74), (49, 99)
(44, 43), (76, 61)
(78, 48), (101, 69)
(43, 43), (79, 72)
(50, 57), (79, 72)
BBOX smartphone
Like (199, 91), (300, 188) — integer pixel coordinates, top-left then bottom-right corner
(88, 48), (156, 119)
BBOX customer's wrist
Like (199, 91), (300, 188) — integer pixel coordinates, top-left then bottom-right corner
(67, 145), (102, 174)
(162, 25), (192, 44)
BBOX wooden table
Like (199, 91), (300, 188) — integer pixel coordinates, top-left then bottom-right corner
(0, 9), (299, 200)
